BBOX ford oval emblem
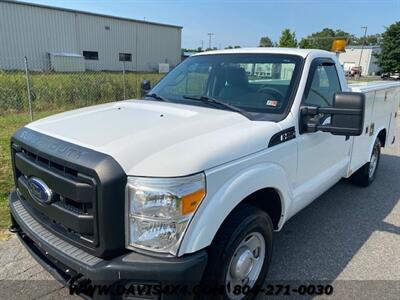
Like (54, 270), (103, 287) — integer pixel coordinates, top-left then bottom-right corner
(27, 177), (54, 204)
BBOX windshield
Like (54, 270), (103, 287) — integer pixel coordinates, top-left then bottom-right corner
(149, 53), (303, 120)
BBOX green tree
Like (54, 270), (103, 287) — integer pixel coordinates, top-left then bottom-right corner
(278, 29), (297, 48)
(259, 36), (274, 47)
(225, 45), (241, 49)
(298, 38), (313, 49)
(350, 34), (381, 46)
(299, 28), (353, 50)
(375, 21), (400, 72)
(181, 48), (202, 53)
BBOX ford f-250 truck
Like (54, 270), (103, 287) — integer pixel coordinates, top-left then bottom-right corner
(8, 48), (400, 299)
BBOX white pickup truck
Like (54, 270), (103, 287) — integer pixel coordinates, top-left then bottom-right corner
(9, 48), (400, 299)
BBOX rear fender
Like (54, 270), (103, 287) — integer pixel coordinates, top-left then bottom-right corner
(369, 127), (386, 160)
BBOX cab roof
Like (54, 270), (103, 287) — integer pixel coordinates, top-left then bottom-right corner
(193, 47), (334, 58)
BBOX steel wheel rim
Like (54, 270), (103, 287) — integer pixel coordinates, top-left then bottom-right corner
(369, 144), (379, 178)
(225, 232), (266, 299)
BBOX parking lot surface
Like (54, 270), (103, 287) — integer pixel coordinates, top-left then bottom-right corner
(1, 122), (399, 299)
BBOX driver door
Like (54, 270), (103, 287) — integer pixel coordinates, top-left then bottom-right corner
(295, 59), (352, 209)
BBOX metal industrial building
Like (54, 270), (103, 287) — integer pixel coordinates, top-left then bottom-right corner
(0, 0), (182, 72)
(338, 46), (381, 76)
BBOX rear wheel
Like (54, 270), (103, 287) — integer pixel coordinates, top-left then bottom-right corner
(200, 204), (273, 300)
(350, 138), (381, 187)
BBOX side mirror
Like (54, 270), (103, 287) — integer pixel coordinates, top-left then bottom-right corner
(300, 92), (365, 136)
(140, 80), (151, 97)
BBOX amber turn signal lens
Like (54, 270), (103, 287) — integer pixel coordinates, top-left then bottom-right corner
(182, 189), (205, 215)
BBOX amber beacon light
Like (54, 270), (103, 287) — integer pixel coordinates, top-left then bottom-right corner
(331, 39), (347, 53)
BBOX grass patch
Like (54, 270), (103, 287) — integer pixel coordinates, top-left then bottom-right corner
(0, 229), (12, 241)
(0, 201), (10, 230)
(0, 109), (70, 229)
(0, 71), (163, 114)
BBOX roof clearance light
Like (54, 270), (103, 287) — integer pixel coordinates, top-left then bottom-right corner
(331, 39), (347, 53)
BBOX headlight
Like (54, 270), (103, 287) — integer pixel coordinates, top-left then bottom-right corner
(126, 173), (205, 255)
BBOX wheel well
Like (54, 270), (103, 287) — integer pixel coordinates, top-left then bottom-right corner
(241, 188), (282, 230)
(377, 129), (387, 147)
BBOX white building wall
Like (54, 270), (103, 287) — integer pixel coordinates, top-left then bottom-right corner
(0, 1), (182, 72)
(76, 13), (140, 71)
(135, 23), (182, 72)
(0, 1), (78, 70)
(338, 47), (381, 76)
(49, 54), (85, 72)
(367, 48), (380, 75)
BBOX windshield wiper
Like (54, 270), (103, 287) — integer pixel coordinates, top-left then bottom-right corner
(182, 95), (251, 119)
(145, 93), (169, 102)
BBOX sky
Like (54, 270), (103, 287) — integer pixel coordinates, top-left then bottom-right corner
(22, 0), (400, 49)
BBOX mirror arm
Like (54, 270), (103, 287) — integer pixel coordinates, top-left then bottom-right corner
(300, 106), (318, 116)
(318, 107), (362, 116)
(301, 106), (362, 116)
(316, 125), (362, 135)
(304, 123), (362, 135)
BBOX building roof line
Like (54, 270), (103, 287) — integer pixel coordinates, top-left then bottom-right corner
(346, 45), (381, 49)
(3, 0), (182, 29)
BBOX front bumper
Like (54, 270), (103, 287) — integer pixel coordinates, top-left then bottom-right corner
(9, 190), (208, 299)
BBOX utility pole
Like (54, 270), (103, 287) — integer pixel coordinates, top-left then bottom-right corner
(358, 26), (368, 75)
(207, 33), (214, 49)
(200, 40), (204, 50)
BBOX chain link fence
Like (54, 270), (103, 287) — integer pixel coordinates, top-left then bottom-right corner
(0, 56), (164, 119)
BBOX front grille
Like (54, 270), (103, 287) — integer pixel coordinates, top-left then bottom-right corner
(11, 127), (127, 258)
(20, 147), (94, 214)
(13, 145), (98, 248)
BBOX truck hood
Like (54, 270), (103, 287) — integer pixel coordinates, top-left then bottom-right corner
(26, 100), (281, 176)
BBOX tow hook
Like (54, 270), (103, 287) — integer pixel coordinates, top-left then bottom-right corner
(8, 225), (21, 233)
(9, 214), (21, 233)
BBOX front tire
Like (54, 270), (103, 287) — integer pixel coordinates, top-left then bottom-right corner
(200, 204), (273, 300)
(350, 138), (381, 187)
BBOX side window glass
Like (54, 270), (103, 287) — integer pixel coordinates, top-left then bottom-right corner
(304, 63), (341, 107)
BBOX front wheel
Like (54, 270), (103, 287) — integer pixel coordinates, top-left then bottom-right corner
(200, 204), (273, 300)
(350, 138), (381, 187)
